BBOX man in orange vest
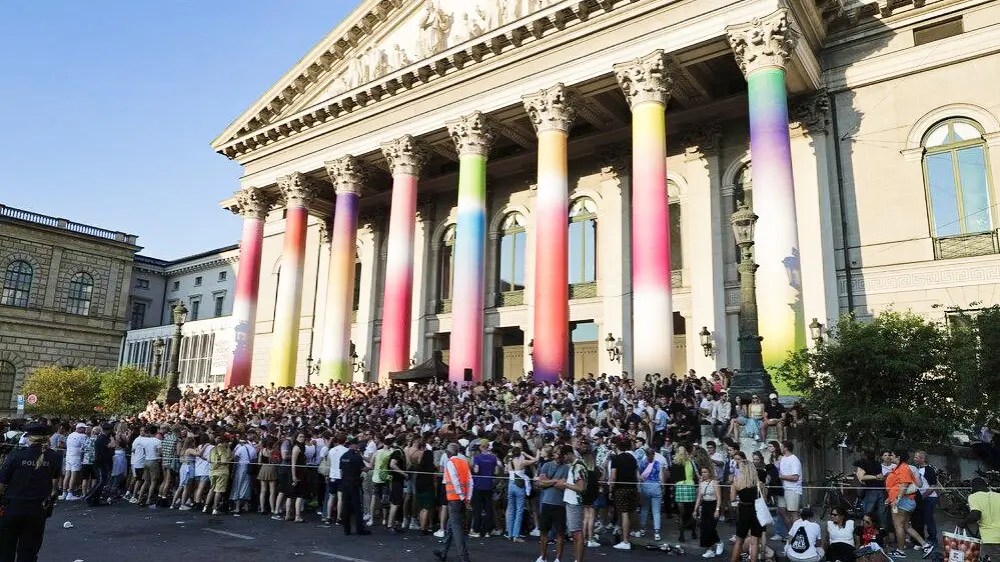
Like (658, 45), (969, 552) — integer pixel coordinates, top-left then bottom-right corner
(434, 443), (472, 562)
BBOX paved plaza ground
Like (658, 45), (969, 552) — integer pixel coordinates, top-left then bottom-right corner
(39, 501), (730, 562)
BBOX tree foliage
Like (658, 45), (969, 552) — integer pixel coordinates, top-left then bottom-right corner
(22, 365), (102, 418)
(99, 366), (164, 417)
(775, 310), (961, 453)
(948, 305), (1000, 429)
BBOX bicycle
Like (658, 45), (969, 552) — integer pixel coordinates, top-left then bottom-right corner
(936, 469), (971, 519)
(819, 470), (863, 519)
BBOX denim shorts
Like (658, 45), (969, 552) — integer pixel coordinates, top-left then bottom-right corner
(897, 495), (916, 512)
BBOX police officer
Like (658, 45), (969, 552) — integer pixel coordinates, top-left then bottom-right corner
(338, 436), (370, 536)
(0, 422), (62, 562)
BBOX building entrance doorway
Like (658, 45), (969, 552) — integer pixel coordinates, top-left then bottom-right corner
(492, 328), (524, 381)
(570, 321), (599, 380)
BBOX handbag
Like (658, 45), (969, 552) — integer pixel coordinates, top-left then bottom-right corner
(755, 484), (774, 526)
(942, 527), (981, 562)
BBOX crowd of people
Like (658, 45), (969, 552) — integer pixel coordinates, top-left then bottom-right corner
(0, 369), (982, 562)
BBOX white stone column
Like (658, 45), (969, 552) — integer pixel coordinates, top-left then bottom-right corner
(353, 220), (380, 382)
(410, 201), (432, 363)
(682, 125), (728, 371)
(598, 143), (630, 377)
(789, 93), (839, 334)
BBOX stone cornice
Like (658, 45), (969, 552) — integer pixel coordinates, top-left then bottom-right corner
(726, 8), (800, 77)
(381, 134), (429, 177)
(325, 155), (368, 195)
(522, 83), (578, 134)
(613, 49), (672, 107)
(214, 0), (635, 160)
(447, 111), (496, 157)
(278, 171), (319, 207)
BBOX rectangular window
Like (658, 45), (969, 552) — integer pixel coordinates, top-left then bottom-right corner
(171, 281), (180, 291)
(194, 276), (202, 287)
(218, 271), (227, 282)
(352, 262), (362, 311)
(190, 299), (200, 321)
(958, 146), (991, 233)
(926, 152), (961, 237)
(914, 17), (963, 47)
(214, 296), (224, 317)
(135, 278), (150, 290)
(130, 302), (147, 328)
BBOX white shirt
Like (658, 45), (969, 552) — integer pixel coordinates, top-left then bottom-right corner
(564, 462), (585, 505)
(786, 520), (822, 560)
(779, 453), (803, 494)
(142, 437), (162, 461)
(917, 466), (937, 498)
(710, 451), (726, 481)
(131, 436), (147, 469)
(327, 445), (349, 481)
(827, 520), (855, 545)
(66, 431), (88, 463)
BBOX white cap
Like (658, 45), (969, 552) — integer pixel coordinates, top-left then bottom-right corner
(458, 438), (469, 448)
(769, 393), (778, 400)
(75, 423), (87, 430)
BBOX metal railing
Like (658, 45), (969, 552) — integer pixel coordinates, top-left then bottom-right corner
(436, 299), (452, 314)
(497, 290), (524, 307)
(0, 204), (137, 244)
(933, 231), (1000, 260)
(569, 282), (597, 299)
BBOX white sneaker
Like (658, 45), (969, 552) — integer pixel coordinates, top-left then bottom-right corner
(178, 505), (191, 511)
(530, 528), (541, 537)
(586, 539), (600, 548)
(716, 542), (725, 555)
(409, 521), (421, 530)
(629, 530), (643, 538)
(704, 550), (717, 558)
(613, 542), (632, 550)
(536, 557), (545, 562)
(59, 492), (68, 500)
(65, 494), (81, 501)
(433, 529), (445, 538)
(654, 532), (661, 542)
(771, 534), (783, 541)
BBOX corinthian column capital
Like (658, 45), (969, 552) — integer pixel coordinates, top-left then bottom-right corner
(324, 155), (367, 195)
(726, 8), (800, 77)
(381, 135), (430, 177)
(232, 186), (276, 220)
(277, 172), (317, 207)
(522, 83), (578, 134)
(613, 50), (672, 108)
(446, 111), (496, 157)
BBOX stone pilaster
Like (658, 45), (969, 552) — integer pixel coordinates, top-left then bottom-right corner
(381, 134), (430, 177)
(522, 83), (578, 134)
(726, 8), (799, 77)
(613, 50), (672, 107)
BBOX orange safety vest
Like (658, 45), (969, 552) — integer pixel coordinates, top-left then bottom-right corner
(444, 456), (472, 502)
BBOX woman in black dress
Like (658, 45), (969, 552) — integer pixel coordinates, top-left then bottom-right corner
(730, 457), (765, 562)
(286, 431), (308, 522)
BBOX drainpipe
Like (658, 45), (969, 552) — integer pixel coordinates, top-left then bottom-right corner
(829, 93), (855, 314)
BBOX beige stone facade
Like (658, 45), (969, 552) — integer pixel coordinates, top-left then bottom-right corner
(208, 0), (1000, 385)
(0, 205), (139, 412)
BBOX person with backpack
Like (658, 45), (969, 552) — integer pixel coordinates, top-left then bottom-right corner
(785, 508), (823, 562)
(558, 444), (589, 562)
(386, 436), (408, 533)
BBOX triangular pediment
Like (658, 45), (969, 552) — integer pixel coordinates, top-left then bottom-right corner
(212, 0), (563, 151)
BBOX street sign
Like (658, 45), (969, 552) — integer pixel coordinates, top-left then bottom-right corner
(16, 395), (24, 412)
(26, 394), (37, 405)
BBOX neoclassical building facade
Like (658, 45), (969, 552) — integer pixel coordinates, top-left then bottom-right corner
(210, 0), (1000, 387)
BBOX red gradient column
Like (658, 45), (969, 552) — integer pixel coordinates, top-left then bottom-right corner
(523, 84), (577, 382)
(378, 136), (428, 383)
(225, 187), (274, 388)
(614, 50), (674, 378)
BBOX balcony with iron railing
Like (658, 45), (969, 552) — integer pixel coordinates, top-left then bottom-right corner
(933, 230), (1000, 260)
(0, 204), (138, 244)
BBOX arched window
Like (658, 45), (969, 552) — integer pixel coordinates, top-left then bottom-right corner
(497, 212), (527, 293)
(0, 360), (14, 405)
(734, 163), (753, 210)
(352, 254), (362, 313)
(923, 119), (993, 238)
(438, 225), (457, 307)
(569, 197), (597, 286)
(668, 181), (683, 271)
(67, 272), (94, 316)
(1, 261), (32, 308)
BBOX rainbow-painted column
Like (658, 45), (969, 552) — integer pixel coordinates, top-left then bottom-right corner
(445, 112), (495, 383)
(727, 9), (806, 367)
(614, 50), (674, 378)
(320, 155), (366, 383)
(225, 187), (274, 388)
(377, 136), (428, 382)
(269, 172), (316, 387)
(523, 84), (576, 382)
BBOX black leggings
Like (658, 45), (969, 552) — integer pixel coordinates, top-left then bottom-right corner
(678, 502), (696, 538)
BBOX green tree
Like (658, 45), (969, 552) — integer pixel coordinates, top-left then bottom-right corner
(775, 310), (961, 453)
(22, 365), (101, 418)
(948, 305), (1000, 429)
(99, 366), (164, 417)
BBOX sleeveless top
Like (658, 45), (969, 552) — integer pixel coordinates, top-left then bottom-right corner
(700, 480), (718, 501)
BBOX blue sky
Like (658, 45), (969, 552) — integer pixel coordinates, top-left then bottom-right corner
(0, 1), (357, 260)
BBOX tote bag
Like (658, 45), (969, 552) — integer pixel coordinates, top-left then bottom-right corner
(755, 484), (774, 526)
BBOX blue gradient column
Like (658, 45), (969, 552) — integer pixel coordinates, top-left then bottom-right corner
(727, 9), (806, 367)
(445, 112), (495, 383)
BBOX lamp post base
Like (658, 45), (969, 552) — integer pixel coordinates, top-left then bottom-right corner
(728, 367), (773, 403)
(165, 372), (181, 405)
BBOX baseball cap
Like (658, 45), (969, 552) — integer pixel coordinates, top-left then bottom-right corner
(75, 423), (87, 430)
(768, 393), (778, 400)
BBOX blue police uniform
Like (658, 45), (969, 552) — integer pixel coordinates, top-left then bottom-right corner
(0, 423), (62, 562)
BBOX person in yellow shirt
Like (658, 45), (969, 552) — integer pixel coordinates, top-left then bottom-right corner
(963, 477), (1000, 561)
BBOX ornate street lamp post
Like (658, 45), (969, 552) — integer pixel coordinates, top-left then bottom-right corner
(305, 355), (321, 385)
(604, 333), (623, 363)
(729, 202), (773, 400)
(166, 303), (187, 405)
(809, 318), (825, 345)
(151, 338), (165, 377)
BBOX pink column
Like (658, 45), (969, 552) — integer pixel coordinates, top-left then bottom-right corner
(225, 187), (274, 388)
(268, 172), (317, 387)
(614, 50), (675, 378)
(378, 136), (429, 382)
(523, 84), (577, 382)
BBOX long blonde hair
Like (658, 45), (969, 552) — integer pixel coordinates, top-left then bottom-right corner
(28, 434), (49, 469)
(733, 458), (759, 491)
